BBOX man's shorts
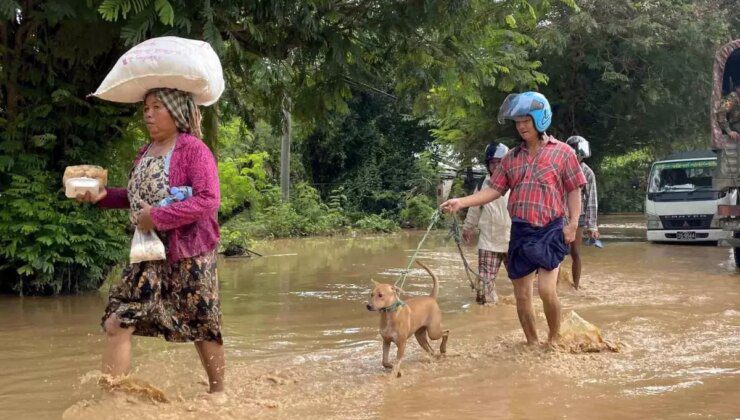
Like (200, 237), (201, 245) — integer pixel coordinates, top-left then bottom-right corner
(507, 217), (569, 280)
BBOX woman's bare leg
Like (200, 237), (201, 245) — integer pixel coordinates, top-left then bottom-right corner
(195, 340), (225, 393)
(102, 315), (135, 377)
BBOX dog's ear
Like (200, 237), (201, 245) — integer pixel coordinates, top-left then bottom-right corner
(393, 285), (404, 295)
(371, 279), (379, 287)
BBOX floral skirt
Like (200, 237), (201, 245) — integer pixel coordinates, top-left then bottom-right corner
(102, 250), (223, 344)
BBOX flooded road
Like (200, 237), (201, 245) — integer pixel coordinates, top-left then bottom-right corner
(0, 214), (738, 419)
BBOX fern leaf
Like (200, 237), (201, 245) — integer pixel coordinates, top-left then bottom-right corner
(154, 0), (174, 26)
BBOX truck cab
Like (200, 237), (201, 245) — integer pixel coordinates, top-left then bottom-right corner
(646, 151), (732, 243)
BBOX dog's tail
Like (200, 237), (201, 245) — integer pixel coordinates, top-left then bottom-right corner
(415, 260), (438, 299)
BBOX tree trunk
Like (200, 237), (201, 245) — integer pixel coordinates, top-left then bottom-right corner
(280, 95), (292, 202)
(202, 103), (219, 160)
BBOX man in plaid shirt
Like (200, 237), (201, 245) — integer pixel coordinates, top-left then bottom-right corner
(566, 136), (600, 290)
(443, 92), (586, 346)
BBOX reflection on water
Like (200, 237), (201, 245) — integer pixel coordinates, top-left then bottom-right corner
(0, 214), (738, 419)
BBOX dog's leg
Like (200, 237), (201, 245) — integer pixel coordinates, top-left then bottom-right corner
(439, 330), (450, 355)
(390, 339), (407, 378)
(414, 328), (434, 355)
(382, 339), (393, 369)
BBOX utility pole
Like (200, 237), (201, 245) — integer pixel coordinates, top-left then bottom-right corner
(280, 94), (292, 202)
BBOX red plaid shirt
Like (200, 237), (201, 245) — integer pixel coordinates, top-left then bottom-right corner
(489, 135), (586, 227)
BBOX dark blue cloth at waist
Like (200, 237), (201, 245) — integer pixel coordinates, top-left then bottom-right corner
(507, 217), (568, 280)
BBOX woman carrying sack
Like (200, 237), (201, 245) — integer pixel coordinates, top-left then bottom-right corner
(76, 87), (225, 393)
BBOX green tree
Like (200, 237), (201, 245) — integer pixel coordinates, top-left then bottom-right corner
(0, 2), (132, 294)
(536, 0), (733, 160)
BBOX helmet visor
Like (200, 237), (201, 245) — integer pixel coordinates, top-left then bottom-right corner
(497, 93), (545, 124)
(575, 141), (591, 159)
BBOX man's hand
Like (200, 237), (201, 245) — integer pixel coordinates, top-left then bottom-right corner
(462, 228), (475, 245)
(563, 223), (578, 244)
(731, 131), (740, 142)
(137, 202), (155, 231)
(587, 229), (600, 240)
(74, 188), (107, 204)
(441, 198), (463, 214)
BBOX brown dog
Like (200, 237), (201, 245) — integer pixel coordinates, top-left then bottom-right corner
(366, 260), (449, 377)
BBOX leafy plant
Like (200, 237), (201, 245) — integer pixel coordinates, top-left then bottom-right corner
(354, 214), (399, 233)
(399, 195), (437, 228)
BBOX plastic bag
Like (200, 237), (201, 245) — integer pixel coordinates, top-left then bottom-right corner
(129, 228), (166, 264)
(558, 311), (620, 353)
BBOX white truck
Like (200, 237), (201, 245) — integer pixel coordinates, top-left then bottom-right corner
(645, 151), (732, 243)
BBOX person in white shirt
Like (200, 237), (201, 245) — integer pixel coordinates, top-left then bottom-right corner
(462, 142), (512, 304)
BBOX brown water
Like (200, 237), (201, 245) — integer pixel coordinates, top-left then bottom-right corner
(1, 215), (738, 419)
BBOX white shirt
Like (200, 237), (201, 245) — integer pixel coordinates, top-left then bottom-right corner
(463, 175), (511, 253)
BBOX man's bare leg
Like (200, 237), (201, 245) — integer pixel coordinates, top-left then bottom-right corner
(570, 227), (584, 289)
(102, 315), (135, 377)
(538, 267), (562, 345)
(195, 340), (226, 393)
(512, 273), (538, 345)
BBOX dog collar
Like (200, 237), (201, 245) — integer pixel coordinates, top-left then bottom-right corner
(379, 299), (405, 313)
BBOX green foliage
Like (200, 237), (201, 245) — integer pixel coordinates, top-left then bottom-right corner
(218, 152), (269, 218)
(301, 93), (436, 215)
(219, 183), (351, 247)
(536, 0), (734, 160)
(354, 214), (400, 233)
(0, 2), (132, 294)
(0, 165), (128, 294)
(598, 149), (654, 213)
(399, 195), (437, 228)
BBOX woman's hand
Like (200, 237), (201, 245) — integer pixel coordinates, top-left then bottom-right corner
(75, 189), (107, 204)
(137, 202), (156, 231)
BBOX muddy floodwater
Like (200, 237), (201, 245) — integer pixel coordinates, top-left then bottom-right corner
(0, 214), (738, 419)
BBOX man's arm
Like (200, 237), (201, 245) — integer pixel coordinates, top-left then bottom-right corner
(441, 187), (501, 213)
(460, 188), (502, 209)
(563, 188), (582, 243)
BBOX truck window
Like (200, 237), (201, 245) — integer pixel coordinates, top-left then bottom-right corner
(648, 161), (716, 193)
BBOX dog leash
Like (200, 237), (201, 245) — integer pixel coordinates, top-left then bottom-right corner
(449, 214), (485, 291)
(395, 208), (442, 289)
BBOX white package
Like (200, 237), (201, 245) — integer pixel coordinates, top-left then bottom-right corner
(91, 36), (224, 106)
(65, 177), (101, 198)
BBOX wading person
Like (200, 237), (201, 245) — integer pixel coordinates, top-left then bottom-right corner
(75, 88), (225, 393)
(442, 92), (586, 345)
(716, 81), (740, 141)
(565, 136), (599, 290)
(463, 142), (511, 305)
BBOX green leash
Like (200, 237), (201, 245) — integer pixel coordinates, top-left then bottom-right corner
(394, 208), (484, 293)
(449, 214), (485, 291)
(395, 208), (442, 289)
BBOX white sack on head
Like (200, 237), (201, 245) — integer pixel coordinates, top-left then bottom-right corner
(91, 36), (224, 106)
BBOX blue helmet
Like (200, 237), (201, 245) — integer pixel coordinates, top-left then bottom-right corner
(497, 91), (552, 133)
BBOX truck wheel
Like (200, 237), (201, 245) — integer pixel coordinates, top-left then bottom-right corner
(734, 231), (740, 268)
